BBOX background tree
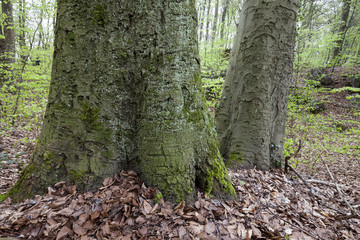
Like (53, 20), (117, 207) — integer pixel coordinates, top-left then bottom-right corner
(196, 0), (242, 78)
(0, 0), (15, 85)
(17, 0), (26, 61)
(7, 0), (235, 203)
(332, 0), (351, 61)
(216, 0), (299, 169)
(295, 0), (360, 71)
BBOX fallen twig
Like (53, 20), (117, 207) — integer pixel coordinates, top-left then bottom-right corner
(320, 156), (359, 218)
(304, 179), (344, 188)
(288, 165), (317, 196)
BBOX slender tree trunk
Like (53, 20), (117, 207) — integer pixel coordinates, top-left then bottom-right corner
(332, 0), (351, 62)
(205, 0), (211, 41)
(220, 0), (230, 39)
(198, 0), (206, 41)
(38, 3), (44, 49)
(18, 0), (27, 61)
(211, 0), (219, 42)
(8, 0), (235, 203)
(216, 0), (299, 170)
(0, 0), (16, 84)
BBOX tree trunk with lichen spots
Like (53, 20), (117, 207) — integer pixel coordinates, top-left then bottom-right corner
(216, 0), (298, 170)
(6, 0), (235, 203)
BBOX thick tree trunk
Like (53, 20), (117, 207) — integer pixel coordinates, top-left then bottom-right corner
(0, 0), (15, 84)
(8, 0), (235, 203)
(216, 0), (298, 170)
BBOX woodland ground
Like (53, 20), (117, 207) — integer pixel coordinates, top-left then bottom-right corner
(0, 67), (359, 239)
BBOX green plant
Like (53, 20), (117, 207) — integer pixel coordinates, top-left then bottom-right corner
(155, 192), (163, 204)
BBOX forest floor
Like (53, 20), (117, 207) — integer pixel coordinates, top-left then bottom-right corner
(0, 67), (359, 239)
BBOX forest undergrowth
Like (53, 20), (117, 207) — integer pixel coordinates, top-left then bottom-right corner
(0, 66), (360, 239)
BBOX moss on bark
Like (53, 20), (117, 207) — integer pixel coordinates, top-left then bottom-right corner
(7, 0), (235, 203)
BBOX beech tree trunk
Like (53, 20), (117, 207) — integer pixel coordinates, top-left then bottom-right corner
(216, 0), (298, 170)
(8, 0), (235, 203)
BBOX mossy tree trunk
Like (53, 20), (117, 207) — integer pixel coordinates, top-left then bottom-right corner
(8, 0), (235, 203)
(216, 0), (298, 170)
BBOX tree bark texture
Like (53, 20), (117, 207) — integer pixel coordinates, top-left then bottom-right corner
(0, 0), (15, 84)
(216, 0), (298, 170)
(8, 0), (235, 203)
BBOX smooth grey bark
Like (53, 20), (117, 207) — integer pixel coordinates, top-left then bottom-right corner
(0, 0), (15, 84)
(216, 0), (298, 170)
(9, 0), (235, 203)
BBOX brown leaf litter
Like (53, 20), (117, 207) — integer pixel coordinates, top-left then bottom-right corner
(0, 169), (359, 240)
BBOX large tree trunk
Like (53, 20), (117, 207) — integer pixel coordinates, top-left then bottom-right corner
(0, 0), (15, 84)
(8, 0), (235, 203)
(216, 0), (298, 170)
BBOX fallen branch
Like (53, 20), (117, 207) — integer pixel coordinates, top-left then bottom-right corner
(320, 156), (360, 218)
(335, 214), (360, 220)
(304, 179), (344, 188)
(288, 165), (317, 196)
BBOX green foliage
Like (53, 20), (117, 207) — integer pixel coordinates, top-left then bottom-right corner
(285, 82), (360, 168)
(202, 78), (224, 107)
(295, 0), (360, 71)
(0, 50), (52, 133)
(154, 192), (163, 204)
(1, 0), (55, 134)
(331, 86), (360, 93)
(199, 38), (231, 107)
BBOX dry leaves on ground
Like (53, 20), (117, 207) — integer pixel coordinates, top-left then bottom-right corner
(0, 169), (359, 240)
